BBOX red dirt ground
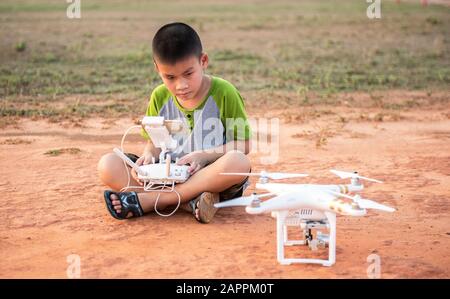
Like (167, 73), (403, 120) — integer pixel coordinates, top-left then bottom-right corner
(0, 91), (449, 278)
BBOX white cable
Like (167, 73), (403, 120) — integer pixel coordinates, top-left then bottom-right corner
(152, 183), (182, 217)
(120, 125), (142, 193)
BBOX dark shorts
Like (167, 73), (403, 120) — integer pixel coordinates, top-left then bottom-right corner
(125, 153), (249, 202)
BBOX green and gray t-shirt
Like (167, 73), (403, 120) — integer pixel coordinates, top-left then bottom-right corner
(141, 76), (252, 160)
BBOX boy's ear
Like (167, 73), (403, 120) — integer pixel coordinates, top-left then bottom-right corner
(200, 52), (209, 69)
(153, 59), (159, 73)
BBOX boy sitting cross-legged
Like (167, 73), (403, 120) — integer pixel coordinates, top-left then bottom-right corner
(98, 22), (252, 223)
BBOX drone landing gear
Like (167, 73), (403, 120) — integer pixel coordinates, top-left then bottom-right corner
(275, 211), (336, 267)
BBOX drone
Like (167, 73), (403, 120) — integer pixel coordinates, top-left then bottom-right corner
(215, 169), (396, 267)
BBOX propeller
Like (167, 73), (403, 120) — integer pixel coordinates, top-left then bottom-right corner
(328, 190), (395, 212)
(330, 169), (383, 183)
(214, 193), (274, 208)
(220, 170), (308, 180)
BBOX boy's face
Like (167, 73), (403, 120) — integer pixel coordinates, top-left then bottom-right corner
(154, 53), (209, 103)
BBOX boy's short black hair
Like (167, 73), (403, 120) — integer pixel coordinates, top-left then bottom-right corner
(152, 22), (203, 65)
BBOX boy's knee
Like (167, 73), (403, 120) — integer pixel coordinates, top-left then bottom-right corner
(97, 153), (121, 182)
(222, 150), (251, 173)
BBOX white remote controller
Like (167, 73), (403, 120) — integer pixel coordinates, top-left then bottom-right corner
(113, 148), (190, 184)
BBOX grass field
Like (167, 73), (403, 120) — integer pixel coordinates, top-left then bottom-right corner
(0, 0), (449, 119)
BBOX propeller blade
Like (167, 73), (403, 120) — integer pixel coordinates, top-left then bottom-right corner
(357, 199), (396, 212)
(327, 190), (395, 212)
(214, 193), (274, 208)
(267, 173), (309, 180)
(220, 171), (308, 180)
(330, 169), (382, 183)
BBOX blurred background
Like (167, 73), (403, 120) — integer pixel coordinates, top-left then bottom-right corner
(1, 0), (449, 122)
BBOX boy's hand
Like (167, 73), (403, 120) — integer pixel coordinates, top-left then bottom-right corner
(177, 151), (211, 175)
(131, 153), (154, 185)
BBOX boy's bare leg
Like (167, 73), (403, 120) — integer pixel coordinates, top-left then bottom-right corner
(98, 150), (251, 217)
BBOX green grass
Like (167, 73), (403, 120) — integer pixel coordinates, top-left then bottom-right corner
(0, 0), (449, 118)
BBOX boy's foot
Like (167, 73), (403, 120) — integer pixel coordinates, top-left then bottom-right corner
(104, 190), (144, 220)
(189, 192), (219, 224)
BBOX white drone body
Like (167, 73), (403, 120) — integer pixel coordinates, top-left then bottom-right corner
(216, 170), (395, 267)
(114, 116), (190, 186)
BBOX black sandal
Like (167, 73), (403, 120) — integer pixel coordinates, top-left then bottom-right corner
(103, 190), (144, 220)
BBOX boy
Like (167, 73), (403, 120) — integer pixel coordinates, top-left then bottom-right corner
(98, 22), (252, 223)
